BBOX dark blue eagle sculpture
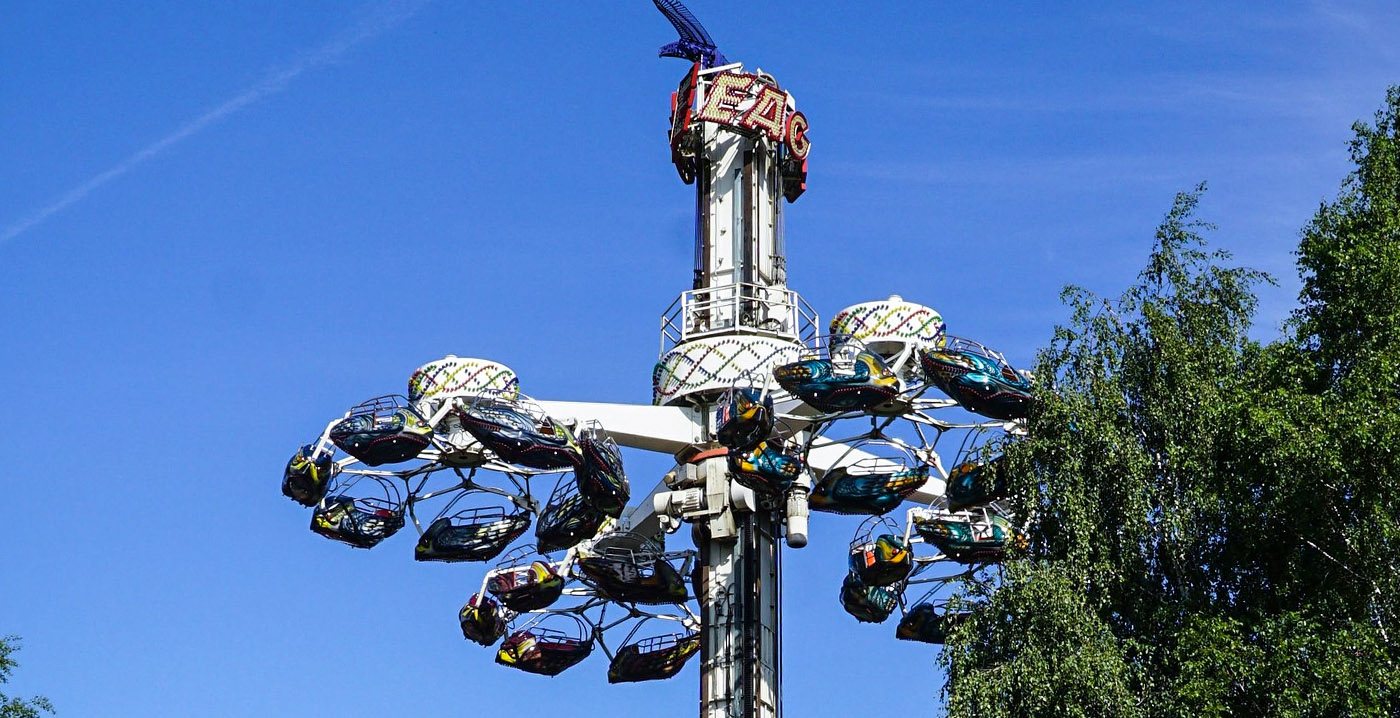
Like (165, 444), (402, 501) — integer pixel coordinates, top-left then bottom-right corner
(653, 0), (727, 67)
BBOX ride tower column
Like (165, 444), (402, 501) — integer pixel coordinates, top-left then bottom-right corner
(650, 55), (813, 718)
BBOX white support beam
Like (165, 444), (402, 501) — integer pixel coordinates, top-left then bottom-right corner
(537, 400), (701, 455)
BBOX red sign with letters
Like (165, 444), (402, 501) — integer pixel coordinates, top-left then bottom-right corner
(671, 68), (810, 161)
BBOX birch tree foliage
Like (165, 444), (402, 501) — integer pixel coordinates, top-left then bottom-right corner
(0, 637), (53, 718)
(942, 88), (1400, 718)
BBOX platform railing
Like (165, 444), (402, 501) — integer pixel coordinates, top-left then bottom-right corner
(660, 283), (818, 352)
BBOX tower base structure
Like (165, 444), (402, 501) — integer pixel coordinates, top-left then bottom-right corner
(681, 454), (782, 718)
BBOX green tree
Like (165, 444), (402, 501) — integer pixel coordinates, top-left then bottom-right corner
(942, 88), (1400, 717)
(0, 637), (53, 718)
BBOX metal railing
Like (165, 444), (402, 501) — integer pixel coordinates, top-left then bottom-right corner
(660, 282), (818, 352)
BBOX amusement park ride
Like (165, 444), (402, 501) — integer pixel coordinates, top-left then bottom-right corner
(279, 3), (1033, 717)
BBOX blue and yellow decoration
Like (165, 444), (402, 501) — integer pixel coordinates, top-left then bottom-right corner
(809, 464), (928, 515)
(918, 336), (1032, 420)
(773, 350), (900, 414)
(715, 387), (774, 450)
(829, 299), (945, 351)
(839, 571), (900, 624)
(728, 440), (804, 494)
(653, 336), (801, 405)
(408, 356), (519, 407)
(944, 459), (1008, 512)
(915, 512), (1023, 563)
(849, 533), (913, 587)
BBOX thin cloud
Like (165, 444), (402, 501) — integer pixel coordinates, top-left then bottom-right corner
(0, 0), (432, 246)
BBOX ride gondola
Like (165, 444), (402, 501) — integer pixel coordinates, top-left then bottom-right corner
(415, 503), (531, 563)
(328, 395), (434, 467)
(310, 477), (405, 549)
(895, 602), (968, 645)
(457, 397), (581, 471)
(913, 509), (1022, 563)
(848, 517), (913, 587)
(728, 439), (804, 494)
(715, 385), (774, 450)
(838, 571), (900, 624)
(578, 548), (689, 605)
(808, 442), (929, 517)
(535, 476), (608, 553)
(945, 459), (1008, 512)
(281, 442), (338, 507)
(576, 428), (630, 518)
(486, 547), (566, 612)
(496, 615), (594, 676)
(773, 343), (901, 414)
(810, 464), (927, 515)
(459, 593), (509, 647)
(918, 336), (1032, 420)
(608, 629), (701, 683)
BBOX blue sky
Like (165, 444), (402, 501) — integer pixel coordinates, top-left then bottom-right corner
(2, 1), (1398, 716)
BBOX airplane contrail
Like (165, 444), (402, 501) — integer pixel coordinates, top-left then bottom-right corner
(0, 0), (432, 246)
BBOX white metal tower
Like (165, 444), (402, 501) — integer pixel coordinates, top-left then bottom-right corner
(652, 57), (810, 717)
(550, 54), (814, 716)
(540, 47), (817, 716)
(282, 5), (1031, 718)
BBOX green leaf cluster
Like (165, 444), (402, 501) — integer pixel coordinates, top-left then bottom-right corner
(0, 637), (54, 718)
(942, 88), (1400, 717)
